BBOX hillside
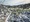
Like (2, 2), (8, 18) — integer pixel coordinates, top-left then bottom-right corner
(0, 3), (30, 22)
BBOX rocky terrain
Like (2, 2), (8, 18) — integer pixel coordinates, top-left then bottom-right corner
(0, 3), (30, 22)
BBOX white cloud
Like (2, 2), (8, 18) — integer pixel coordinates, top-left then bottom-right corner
(0, 0), (30, 6)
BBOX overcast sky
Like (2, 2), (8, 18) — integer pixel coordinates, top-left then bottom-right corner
(0, 0), (30, 6)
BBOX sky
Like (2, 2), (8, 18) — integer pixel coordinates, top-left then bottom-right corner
(0, 0), (30, 6)
(0, 0), (4, 4)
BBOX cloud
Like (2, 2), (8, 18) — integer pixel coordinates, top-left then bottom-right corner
(0, 0), (30, 6)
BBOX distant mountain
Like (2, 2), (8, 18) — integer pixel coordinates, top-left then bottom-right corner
(0, 3), (30, 9)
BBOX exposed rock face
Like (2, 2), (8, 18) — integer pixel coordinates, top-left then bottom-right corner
(5, 12), (30, 22)
(0, 3), (30, 22)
